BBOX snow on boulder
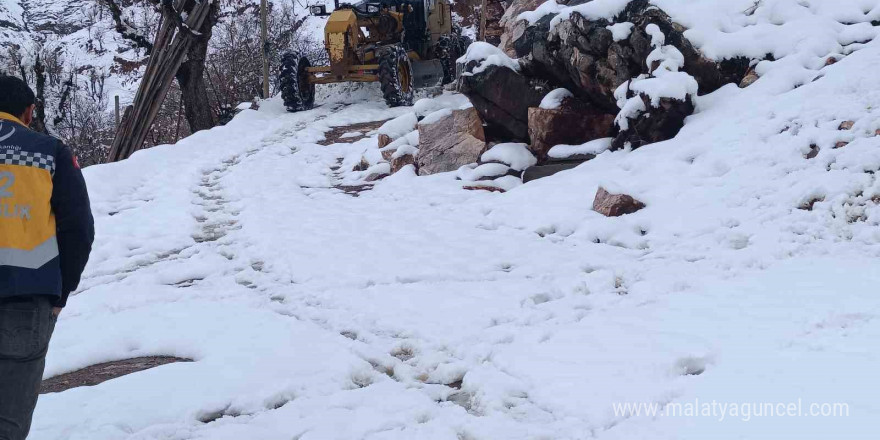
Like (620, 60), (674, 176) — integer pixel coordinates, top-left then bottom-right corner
(457, 162), (516, 181)
(412, 92), (473, 118)
(528, 94), (615, 161)
(592, 186), (646, 217)
(380, 129), (419, 162)
(387, 138), (419, 174)
(511, 0), (751, 113)
(539, 88), (574, 110)
(419, 108), (454, 125)
(457, 41), (521, 75)
(390, 151), (417, 174)
(364, 162), (391, 182)
(606, 22), (635, 42)
(611, 22), (699, 149)
(458, 143), (534, 190)
(481, 143), (537, 171)
(548, 138), (613, 161)
(378, 112), (418, 147)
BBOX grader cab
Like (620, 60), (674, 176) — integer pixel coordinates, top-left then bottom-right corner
(279, 0), (470, 111)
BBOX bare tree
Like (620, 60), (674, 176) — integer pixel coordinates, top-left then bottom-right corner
(108, 0), (218, 162)
(176, 0), (220, 132)
(206, 0), (323, 122)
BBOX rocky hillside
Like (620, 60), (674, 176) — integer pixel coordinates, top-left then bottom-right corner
(0, 0), (142, 90)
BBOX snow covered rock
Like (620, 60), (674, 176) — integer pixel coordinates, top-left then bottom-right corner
(522, 138), (613, 183)
(390, 153), (416, 174)
(612, 93), (695, 149)
(739, 68), (760, 88)
(548, 137), (613, 161)
(377, 113), (419, 149)
(457, 162), (517, 181)
(390, 145), (418, 174)
(528, 93), (615, 161)
(416, 107), (487, 175)
(364, 163), (391, 182)
(352, 156), (371, 172)
(492, 0), (756, 151)
(592, 186), (645, 217)
(481, 142), (537, 171)
(498, 0), (546, 57)
(456, 143), (537, 190)
(378, 134), (393, 148)
(380, 129), (419, 162)
(610, 23), (700, 149)
(515, 0), (750, 111)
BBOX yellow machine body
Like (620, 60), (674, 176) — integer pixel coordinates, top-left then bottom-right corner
(305, 0), (451, 86)
(426, 0), (453, 45)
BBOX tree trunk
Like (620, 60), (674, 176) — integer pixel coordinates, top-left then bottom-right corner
(107, 0), (216, 162)
(175, 0), (217, 133)
(30, 55), (49, 134)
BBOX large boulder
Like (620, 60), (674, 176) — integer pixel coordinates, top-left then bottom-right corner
(417, 107), (487, 175)
(528, 92), (615, 161)
(498, 0), (546, 57)
(496, 0), (753, 152)
(483, 0), (509, 46)
(611, 95), (694, 150)
(458, 50), (552, 142)
(516, 0), (750, 111)
(459, 0), (752, 154)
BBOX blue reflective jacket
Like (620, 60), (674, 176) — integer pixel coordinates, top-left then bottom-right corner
(0, 113), (94, 307)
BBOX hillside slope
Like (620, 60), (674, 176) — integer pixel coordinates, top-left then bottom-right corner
(28, 30), (880, 439)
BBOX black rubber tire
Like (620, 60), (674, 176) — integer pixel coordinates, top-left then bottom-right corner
(433, 34), (460, 85)
(377, 45), (415, 107)
(279, 52), (315, 112)
(457, 35), (473, 56)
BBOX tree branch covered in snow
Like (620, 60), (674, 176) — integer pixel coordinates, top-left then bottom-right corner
(161, 0), (207, 38)
(101, 0), (155, 54)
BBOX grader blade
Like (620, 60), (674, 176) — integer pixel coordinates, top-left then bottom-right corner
(412, 60), (444, 88)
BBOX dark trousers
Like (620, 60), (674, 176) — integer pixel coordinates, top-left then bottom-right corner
(0, 296), (56, 440)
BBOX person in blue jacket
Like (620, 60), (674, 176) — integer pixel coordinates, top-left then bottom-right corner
(0, 75), (94, 440)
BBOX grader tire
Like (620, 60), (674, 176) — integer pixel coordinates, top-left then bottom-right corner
(434, 34), (463, 85)
(378, 45), (415, 108)
(279, 52), (315, 112)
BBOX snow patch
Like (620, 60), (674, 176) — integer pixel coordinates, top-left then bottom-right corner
(481, 143), (537, 171)
(606, 22), (635, 41)
(378, 113), (418, 139)
(419, 108), (454, 125)
(458, 41), (521, 75)
(548, 138), (614, 159)
(539, 88), (574, 110)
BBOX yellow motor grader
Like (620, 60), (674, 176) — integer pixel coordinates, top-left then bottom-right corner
(279, 0), (470, 111)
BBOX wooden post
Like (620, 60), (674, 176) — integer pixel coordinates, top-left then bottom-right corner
(479, 0), (487, 42)
(114, 95), (120, 129)
(260, 0), (270, 99)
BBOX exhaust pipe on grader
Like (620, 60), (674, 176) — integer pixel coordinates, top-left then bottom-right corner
(279, 0), (471, 112)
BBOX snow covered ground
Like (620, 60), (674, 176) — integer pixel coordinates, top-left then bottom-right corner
(31, 34), (880, 440)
